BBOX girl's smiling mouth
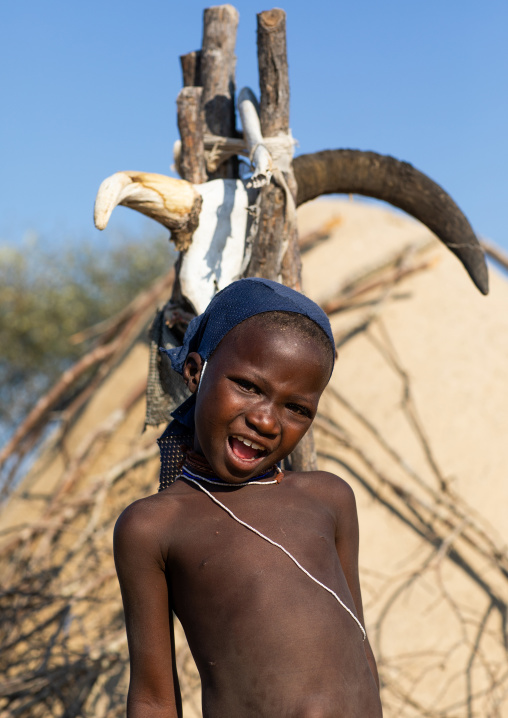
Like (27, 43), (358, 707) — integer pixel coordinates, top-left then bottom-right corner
(229, 435), (268, 461)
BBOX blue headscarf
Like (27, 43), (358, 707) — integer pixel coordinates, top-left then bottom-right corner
(157, 278), (335, 487)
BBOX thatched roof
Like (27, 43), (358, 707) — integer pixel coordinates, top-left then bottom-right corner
(1, 198), (507, 717)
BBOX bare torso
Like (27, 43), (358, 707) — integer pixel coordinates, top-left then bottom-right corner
(154, 471), (382, 717)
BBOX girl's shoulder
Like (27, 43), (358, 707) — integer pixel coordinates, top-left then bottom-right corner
(114, 482), (191, 548)
(283, 469), (357, 513)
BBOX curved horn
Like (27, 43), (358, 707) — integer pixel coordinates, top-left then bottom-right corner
(94, 171), (202, 251)
(293, 150), (488, 295)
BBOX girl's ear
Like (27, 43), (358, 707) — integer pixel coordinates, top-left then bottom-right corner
(182, 352), (204, 394)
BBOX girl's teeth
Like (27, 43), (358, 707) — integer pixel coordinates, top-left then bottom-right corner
(232, 435), (264, 451)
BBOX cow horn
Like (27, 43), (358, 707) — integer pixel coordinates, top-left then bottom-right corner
(94, 171), (202, 251)
(293, 150), (488, 295)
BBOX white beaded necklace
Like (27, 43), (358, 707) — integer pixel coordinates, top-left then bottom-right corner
(182, 471), (367, 641)
(181, 463), (280, 486)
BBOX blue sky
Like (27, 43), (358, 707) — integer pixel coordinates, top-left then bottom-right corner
(2, 0), (507, 251)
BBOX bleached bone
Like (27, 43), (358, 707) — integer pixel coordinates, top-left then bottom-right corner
(94, 169), (258, 313)
(94, 171), (202, 251)
(238, 87), (272, 188)
(179, 179), (257, 314)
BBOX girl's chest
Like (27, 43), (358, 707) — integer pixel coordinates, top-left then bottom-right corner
(168, 486), (338, 582)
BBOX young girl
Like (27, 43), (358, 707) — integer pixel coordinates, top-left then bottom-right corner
(114, 278), (382, 717)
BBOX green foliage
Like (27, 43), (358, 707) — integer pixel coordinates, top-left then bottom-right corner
(0, 234), (174, 427)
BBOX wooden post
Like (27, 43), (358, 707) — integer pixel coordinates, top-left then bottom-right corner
(177, 87), (207, 185)
(177, 6), (239, 183)
(246, 8), (316, 471)
(243, 10), (301, 288)
(200, 4), (239, 179)
(173, 6), (317, 471)
(180, 50), (202, 88)
(257, 10), (290, 137)
(171, 5), (239, 320)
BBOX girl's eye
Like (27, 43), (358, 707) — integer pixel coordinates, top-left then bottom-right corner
(233, 378), (258, 393)
(287, 403), (312, 419)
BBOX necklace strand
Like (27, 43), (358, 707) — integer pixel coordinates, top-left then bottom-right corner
(183, 474), (367, 641)
(180, 464), (279, 486)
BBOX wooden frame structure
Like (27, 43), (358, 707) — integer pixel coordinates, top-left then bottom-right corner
(93, 4), (488, 472)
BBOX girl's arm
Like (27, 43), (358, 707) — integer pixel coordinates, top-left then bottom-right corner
(114, 499), (182, 718)
(332, 477), (380, 690)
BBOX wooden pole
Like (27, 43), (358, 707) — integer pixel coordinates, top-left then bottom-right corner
(180, 50), (202, 88)
(246, 8), (316, 471)
(173, 7), (317, 471)
(200, 4), (239, 179)
(178, 45), (206, 185)
(177, 87), (207, 185)
(257, 9), (290, 138)
(177, 5), (239, 183)
(170, 6), (240, 324)
(245, 10), (301, 288)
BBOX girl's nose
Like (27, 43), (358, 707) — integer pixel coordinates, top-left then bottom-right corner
(245, 403), (279, 437)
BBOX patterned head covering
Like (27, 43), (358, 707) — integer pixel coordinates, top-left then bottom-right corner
(157, 277), (335, 488)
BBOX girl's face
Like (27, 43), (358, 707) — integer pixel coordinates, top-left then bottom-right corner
(183, 319), (330, 483)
